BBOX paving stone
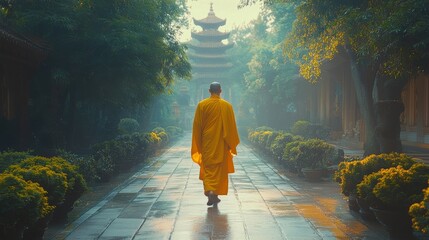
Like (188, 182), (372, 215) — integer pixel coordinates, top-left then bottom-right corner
(55, 133), (391, 240)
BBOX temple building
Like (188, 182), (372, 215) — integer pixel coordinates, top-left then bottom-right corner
(297, 50), (429, 153)
(188, 3), (233, 103)
(0, 25), (47, 148)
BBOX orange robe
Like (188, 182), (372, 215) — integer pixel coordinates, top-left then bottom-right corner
(191, 95), (240, 195)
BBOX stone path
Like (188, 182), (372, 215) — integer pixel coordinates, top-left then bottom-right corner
(51, 133), (390, 239)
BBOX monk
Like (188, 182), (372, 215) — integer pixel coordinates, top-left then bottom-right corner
(191, 82), (240, 206)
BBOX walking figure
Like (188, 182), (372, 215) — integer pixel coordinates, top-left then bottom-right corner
(191, 82), (240, 206)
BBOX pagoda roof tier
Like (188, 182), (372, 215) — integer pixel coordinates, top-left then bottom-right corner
(192, 73), (227, 80)
(191, 30), (230, 42)
(193, 4), (226, 29)
(188, 52), (228, 60)
(192, 63), (233, 70)
(188, 42), (233, 52)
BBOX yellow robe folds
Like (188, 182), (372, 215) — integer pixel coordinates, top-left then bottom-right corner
(191, 95), (240, 195)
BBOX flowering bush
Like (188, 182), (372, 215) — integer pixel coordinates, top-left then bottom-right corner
(152, 128), (169, 145)
(257, 131), (273, 150)
(409, 181), (429, 234)
(6, 165), (68, 207)
(357, 163), (429, 211)
(0, 173), (52, 238)
(16, 156), (87, 222)
(335, 153), (416, 196)
(0, 150), (32, 173)
(248, 127), (273, 144)
(270, 133), (302, 160)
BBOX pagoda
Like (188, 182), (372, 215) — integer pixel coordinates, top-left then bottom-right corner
(188, 3), (233, 101)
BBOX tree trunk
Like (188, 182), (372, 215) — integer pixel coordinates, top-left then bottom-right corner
(374, 100), (404, 153)
(372, 73), (408, 153)
(344, 46), (379, 155)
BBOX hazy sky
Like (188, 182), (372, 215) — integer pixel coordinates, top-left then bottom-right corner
(180, 0), (262, 41)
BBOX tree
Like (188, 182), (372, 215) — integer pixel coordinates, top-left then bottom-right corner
(277, 0), (429, 154)
(233, 3), (299, 129)
(239, 0), (429, 154)
(1, 0), (191, 150)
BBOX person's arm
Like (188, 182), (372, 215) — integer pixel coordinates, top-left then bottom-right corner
(222, 103), (240, 155)
(191, 104), (203, 164)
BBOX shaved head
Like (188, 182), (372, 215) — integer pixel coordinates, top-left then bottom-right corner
(209, 82), (221, 94)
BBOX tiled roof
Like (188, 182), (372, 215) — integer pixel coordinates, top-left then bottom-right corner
(0, 25), (47, 53)
(193, 4), (226, 27)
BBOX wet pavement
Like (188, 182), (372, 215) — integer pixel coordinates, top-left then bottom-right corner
(51, 133), (392, 239)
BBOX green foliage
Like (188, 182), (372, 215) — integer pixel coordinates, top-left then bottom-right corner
(152, 127), (166, 133)
(1, 0), (191, 150)
(283, 138), (336, 170)
(56, 149), (98, 184)
(232, 3), (299, 128)
(6, 164), (68, 206)
(291, 120), (330, 139)
(0, 173), (52, 229)
(165, 126), (183, 141)
(270, 132), (302, 160)
(409, 181), (429, 234)
(91, 147), (115, 182)
(151, 127), (169, 143)
(282, 139), (305, 170)
(357, 164), (429, 210)
(0, 150), (32, 173)
(92, 138), (136, 174)
(16, 156), (87, 221)
(118, 118), (140, 135)
(90, 129), (171, 181)
(335, 153), (416, 196)
(291, 120), (312, 138)
(283, 0), (429, 81)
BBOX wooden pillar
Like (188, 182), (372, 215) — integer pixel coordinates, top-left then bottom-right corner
(415, 75), (426, 143)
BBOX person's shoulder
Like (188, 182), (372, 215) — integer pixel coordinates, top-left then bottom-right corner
(199, 98), (211, 104)
(220, 99), (233, 107)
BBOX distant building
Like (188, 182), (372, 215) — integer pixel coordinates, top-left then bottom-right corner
(188, 3), (234, 103)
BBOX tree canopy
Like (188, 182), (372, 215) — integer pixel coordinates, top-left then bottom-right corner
(230, 3), (299, 129)
(1, 0), (191, 150)
(239, 0), (429, 154)
(283, 0), (429, 83)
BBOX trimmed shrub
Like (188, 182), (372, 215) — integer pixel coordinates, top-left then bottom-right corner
(0, 173), (52, 238)
(56, 149), (98, 183)
(282, 139), (305, 170)
(165, 126), (183, 141)
(0, 150), (32, 173)
(6, 165), (67, 207)
(335, 153), (416, 197)
(118, 118), (140, 135)
(270, 133), (302, 160)
(291, 120), (329, 140)
(283, 139), (335, 170)
(16, 156), (87, 222)
(357, 164), (429, 211)
(291, 120), (312, 138)
(92, 148), (114, 182)
(409, 181), (429, 234)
